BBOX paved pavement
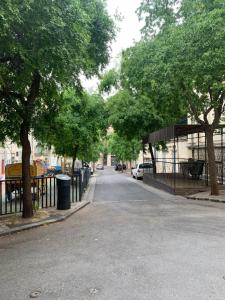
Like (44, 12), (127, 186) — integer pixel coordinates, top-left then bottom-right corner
(188, 189), (225, 203)
(1, 167), (225, 300)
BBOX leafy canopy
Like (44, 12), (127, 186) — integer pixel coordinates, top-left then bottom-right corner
(0, 0), (115, 142)
(108, 133), (142, 163)
(37, 89), (107, 161)
(137, 0), (225, 36)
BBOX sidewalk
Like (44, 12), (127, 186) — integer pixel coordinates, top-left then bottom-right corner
(0, 175), (96, 237)
(187, 189), (225, 203)
(123, 170), (225, 203)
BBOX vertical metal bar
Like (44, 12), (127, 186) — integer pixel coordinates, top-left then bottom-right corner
(79, 174), (82, 202)
(0, 181), (2, 215)
(205, 131), (208, 186)
(5, 180), (7, 215)
(50, 176), (52, 207)
(173, 137), (176, 192)
(221, 128), (224, 185)
(33, 178), (35, 209)
(71, 175), (74, 203)
(9, 181), (13, 214)
(76, 175), (78, 202)
(53, 176), (56, 206)
(198, 132), (200, 160)
(19, 179), (22, 212)
(41, 177), (44, 208)
(37, 178), (40, 210)
(45, 177), (48, 208)
(15, 180), (17, 213)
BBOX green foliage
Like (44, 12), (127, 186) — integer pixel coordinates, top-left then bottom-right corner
(99, 69), (120, 94)
(0, 0), (116, 216)
(0, 0), (115, 143)
(154, 8), (225, 125)
(107, 89), (163, 141)
(137, 0), (178, 36)
(181, 0), (225, 19)
(123, 4), (225, 128)
(137, 0), (225, 37)
(37, 89), (107, 162)
(136, 0), (225, 194)
(108, 133), (142, 162)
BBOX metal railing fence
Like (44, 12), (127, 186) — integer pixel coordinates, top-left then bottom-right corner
(143, 159), (224, 190)
(0, 168), (91, 216)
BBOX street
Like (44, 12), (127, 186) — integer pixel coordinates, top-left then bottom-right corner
(1, 167), (225, 300)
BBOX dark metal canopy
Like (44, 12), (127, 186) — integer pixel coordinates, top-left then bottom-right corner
(148, 125), (206, 144)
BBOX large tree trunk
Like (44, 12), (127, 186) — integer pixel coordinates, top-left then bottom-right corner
(205, 128), (219, 196)
(18, 70), (41, 218)
(149, 143), (156, 174)
(20, 124), (33, 218)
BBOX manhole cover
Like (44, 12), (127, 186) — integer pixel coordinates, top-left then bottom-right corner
(89, 288), (99, 295)
(29, 290), (41, 298)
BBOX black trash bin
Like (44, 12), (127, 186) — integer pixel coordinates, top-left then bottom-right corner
(56, 174), (71, 210)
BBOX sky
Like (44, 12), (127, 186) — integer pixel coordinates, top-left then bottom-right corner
(107, 0), (142, 67)
(83, 0), (142, 92)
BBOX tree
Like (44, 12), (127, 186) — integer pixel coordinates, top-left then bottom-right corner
(0, 0), (115, 217)
(108, 133), (142, 168)
(137, 0), (225, 36)
(137, 0), (178, 36)
(103, 40), (185, 172)
(180, 0), (225, 18)
(136, 1), (225, 195)
(79, 141), (105, 166)
(99, 69), (120, 94)
(37, 89), (107, 174)
(164, 9), (225, 195)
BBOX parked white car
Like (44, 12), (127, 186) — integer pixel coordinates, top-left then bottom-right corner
(132, 163), (153, 179)
(96, 164), (104, 170)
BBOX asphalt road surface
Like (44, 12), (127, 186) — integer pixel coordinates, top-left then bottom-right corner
(1, 167), (225, 300)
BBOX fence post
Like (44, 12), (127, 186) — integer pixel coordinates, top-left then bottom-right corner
(79, 173), (82, 202)
(0, 181), (2, 215)
(71, 175), (74, 203)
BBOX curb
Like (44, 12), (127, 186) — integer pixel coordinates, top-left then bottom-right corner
(187, 196), (225, 204)
(0, 175), (99, 237)
(124, 173), (225, 204)
(0, 201), (90, 237)
(82, 175), (97, 203)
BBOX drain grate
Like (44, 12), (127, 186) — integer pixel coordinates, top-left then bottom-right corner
(29, 290), (41, 298)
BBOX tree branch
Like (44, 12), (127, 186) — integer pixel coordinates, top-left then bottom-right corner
(188, 100), (204, 125)
(0, 56), (12, 64)
(208, 87), (213, 102)
(0, 54), (22, 70)
(26, 70), (41, 104)
(0, 89), (24, 102)
(0, 89), (25, 118)
(212, 92), (224, 128)
(203, 106), (213, 124)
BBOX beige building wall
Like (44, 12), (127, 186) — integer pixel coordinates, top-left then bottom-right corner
(107, 154), (111, 167)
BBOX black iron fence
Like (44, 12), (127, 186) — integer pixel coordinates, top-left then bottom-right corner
(0, 168), (91, 216)
(143, 158), (224, 193)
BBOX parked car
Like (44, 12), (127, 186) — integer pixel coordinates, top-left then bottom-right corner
(96, 164), (104, 170)
(132, 163), (153, 179)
